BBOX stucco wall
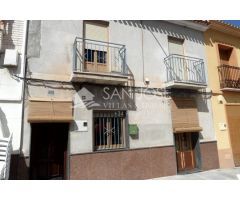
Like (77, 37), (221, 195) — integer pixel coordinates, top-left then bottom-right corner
(204, 29), (240, 93)
(110, 20), (209, 87)
(204, 29), (240, 168)
(22, 20), (215, 158)
(0, 20), (26, 153)
(27, 20), (83, 81)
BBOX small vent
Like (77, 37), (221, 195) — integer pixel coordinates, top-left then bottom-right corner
(48, 90), (54, 96)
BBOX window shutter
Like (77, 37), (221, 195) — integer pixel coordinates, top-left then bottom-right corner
(28, 100), (73, 122)
(85, 21), (108, 42)
(168, 37), (184, 55)
(171, 98), (202, 133)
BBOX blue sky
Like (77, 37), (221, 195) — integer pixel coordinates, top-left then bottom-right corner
(223, 20), (240, 27)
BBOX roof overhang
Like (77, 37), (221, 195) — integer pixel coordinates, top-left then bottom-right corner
(209, 20), (240, 38)
(166, 20), (209, 32)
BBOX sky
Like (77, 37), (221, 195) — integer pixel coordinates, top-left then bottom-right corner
(223, 20), (240, 27)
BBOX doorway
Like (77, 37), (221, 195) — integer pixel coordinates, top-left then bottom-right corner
(30, 123), (69, 180)
(174, 132), (200, 173)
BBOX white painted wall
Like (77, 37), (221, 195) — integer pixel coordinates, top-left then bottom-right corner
(22, 20), (216, 156)
(0, 20), (26, 153)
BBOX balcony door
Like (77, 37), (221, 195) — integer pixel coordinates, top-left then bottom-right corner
(84, 21), (109, 73)
(218, 44), (239, 88)
(218, 44), (235, 66)
(168, 37), (188, 81)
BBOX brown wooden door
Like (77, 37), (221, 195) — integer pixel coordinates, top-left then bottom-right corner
(175, 133), (196, 172)
(225, 105), (240, 166)
(30, 123), (68, 180)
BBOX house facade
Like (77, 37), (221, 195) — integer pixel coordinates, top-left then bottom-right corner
(14, 20), (219, 180)
(0, 20), (27, 178)
(204, 20), (240, 168)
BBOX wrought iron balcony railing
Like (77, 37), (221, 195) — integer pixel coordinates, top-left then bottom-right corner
(164, 54), (206, 85)
(73, 37), (127, 75)
(218, 64), (240, 89)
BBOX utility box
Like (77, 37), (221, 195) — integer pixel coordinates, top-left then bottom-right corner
(3, 49), (19, 67)
(128, 124), (139, 136)
(76, 120), (88, 132)
(218, 122), (227, 131)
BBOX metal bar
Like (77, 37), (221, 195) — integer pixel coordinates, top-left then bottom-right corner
(164, 53), (203, 61)
(114, 117), (116, 146)
(117, 117), (120, 147)
(99, 117), (101, 149)
(164, 54), (206, 84)
(76, 37), (125, 47)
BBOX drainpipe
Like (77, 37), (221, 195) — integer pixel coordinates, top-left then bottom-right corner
(140, 20), (147, 86)
(0, 21), (5, 49)
(17, 20), (29, 178)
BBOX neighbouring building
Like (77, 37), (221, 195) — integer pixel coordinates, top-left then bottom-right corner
(15, 20), (219, 180)
(0, 20), (27, 178)
(204, 20), (240, 168)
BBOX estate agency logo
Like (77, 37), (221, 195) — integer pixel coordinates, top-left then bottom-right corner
(73, 86), (167, 110)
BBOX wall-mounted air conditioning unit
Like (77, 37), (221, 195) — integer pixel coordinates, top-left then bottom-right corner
(3, 49), (19, 67)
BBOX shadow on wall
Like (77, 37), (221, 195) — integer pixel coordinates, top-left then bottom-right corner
(113, 20), (206, 45)
(196, 93), (210, 113)
(2, 20), (15, 50)
(0, 107), (11, 138)
(0, 20), (21, 82)
(170, 89), (210, 113)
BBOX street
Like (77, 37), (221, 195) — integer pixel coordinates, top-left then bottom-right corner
(154, 167), (240, 180)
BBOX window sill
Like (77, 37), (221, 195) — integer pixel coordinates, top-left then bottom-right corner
(93, 146), (129, 154)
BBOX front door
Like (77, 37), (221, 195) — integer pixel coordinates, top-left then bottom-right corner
(30, 123), (69, 180)
(175, 132), (197, 173)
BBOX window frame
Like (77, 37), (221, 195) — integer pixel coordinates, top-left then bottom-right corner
(92, 110), (128, 152)
(167, 36), (185, 56)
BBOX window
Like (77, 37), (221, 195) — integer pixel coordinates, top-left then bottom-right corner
(218, 44), (236, 66)
(84, 49), (94, 62)
(97, 50), (107, 64)
(168, 36), (184, 55)
(84, 49), (107, 64)
(93, 110), (126, 150)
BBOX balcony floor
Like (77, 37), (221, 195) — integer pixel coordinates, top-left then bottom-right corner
(71, 71), (129, 86)
(221, 88), (240, 92)
(164, 80), (207, 90)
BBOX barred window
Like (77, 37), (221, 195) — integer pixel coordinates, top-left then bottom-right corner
(94, 110), (126, 151)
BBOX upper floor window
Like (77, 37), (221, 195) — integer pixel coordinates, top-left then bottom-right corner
(83, 21), (109, 72)
(84, 20), (109, 42)
(218, 44), (237, 66)
(168, 36), (184, 55)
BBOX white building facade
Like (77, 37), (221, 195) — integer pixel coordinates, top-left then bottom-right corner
(0, 20), (27, 179)
(17, 20), (219, 179)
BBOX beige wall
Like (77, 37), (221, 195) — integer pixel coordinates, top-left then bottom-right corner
(205, 28), (240, 168)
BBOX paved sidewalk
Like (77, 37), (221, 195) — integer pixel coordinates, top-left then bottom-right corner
(154, 167), (240, 180)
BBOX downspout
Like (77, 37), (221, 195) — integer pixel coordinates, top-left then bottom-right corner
(140, 20), (148, 86)
(17, 20), (29, 178)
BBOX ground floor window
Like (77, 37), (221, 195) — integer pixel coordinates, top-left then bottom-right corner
(93, 110), (126, 150)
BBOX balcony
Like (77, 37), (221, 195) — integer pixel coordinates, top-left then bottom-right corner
(218, 64), (240, 91)
(164, 54), (207, 90)
(71, 37), (129, 85)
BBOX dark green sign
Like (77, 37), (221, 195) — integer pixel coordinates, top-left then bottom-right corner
(128, 124), (139, 136)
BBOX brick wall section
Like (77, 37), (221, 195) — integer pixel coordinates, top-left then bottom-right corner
(70, 146), (177, 180)
(200, 141), (220, 171)
(1, 20), (24, 51)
